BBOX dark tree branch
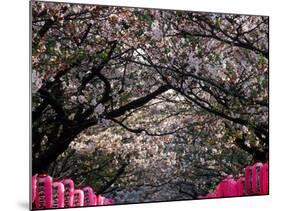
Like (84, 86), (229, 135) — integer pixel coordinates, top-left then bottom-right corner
(32, 100), (49, 123)
(96, 162), (128, 194)
(109, 117), (188, 137)
(78, 72), (112, 121)
(79, 41), (117, 92)
(38, 88), (70, 125)
(179, 15), (269, 59)
(162, 81), (248, 125)
(33, 19), (55, 48)
(32, 130), (81, 174)
(106, 85), (169, 118)
(78, 23), (92, 46)
(235, 134), (267, 161)
(32, 85), (169, 173)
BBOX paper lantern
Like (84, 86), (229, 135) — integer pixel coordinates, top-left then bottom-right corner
(74, 189), (84, 207)
(62, 179), (74, 208)
(35, 174), (53, 209)
(83, 186), (96, 206)
(52, 181), (65, 208)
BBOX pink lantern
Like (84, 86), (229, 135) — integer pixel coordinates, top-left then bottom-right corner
(215, 179), (227, 197)
(252, 162), (263, 194)
(236, 177), (245, 196)
(196, 162), (269, 199)
(35, 174), (53, 209)
(104, 198), (114, 205)
(83, 186), (96, 206)
(52, 181), (65, 208)
(260, 163), (269, 194)
(32, 174), (37, 203)
(245, 166), (252, 195)
(223, 178), (238, 197)
(97, 195), (105, 205)
(62, 179), (74, 207)
(206, 192), (217, 198)
(73, 189), (84, 207)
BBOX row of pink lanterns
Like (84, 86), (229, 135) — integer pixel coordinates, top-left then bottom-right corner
(198, 162), (269, 198)
(32, 174), (113, 209)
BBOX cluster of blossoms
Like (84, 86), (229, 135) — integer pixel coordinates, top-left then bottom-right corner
(55, 97), (252, 202)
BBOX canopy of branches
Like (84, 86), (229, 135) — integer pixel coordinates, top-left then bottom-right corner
(32, 1), (268, 203)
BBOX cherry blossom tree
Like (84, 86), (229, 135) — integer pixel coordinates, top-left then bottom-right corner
(32, 1), (268, 202)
